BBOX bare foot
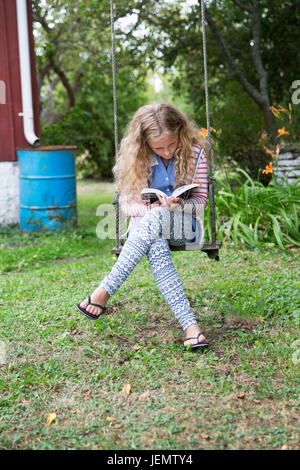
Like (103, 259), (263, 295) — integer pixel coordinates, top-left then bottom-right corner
(184, 324), (206, 347)
(79, 286), (110, 317)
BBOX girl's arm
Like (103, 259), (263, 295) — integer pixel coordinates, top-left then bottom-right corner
(120, 145), (208, 217)
(181, 146), (208, 215)
(119, 194), (151, 217)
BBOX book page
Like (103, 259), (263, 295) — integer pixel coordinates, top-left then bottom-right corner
(141, 188), (165, 200)
(172, 183), (200, 198)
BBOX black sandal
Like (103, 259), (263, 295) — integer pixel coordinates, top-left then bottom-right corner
(184, 332), (209, 350)
(76, 296), (108, 320)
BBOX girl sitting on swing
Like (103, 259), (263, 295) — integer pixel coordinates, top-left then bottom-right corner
(76, 101), (209, 350)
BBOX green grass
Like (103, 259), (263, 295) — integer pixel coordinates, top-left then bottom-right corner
(0, 180), (299, 450)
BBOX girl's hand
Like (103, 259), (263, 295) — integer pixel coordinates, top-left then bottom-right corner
(168, 196), (182, 211)
(151, 195), (183, 210)
(168, 196), (181, 205)
(157, 193), (171, 208)
(151, 200), (161, 209)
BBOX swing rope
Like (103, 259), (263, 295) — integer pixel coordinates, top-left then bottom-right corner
(110, 0), (118, 157)
(201, 0), (212, 176)
(200, 0), (217, 244)
(110, 0), (120, 249)
(109, 0), (220, 258)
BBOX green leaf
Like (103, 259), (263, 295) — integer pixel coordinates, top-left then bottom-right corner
(269, 215), (286, 250)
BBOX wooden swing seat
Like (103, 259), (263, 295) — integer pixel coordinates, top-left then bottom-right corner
(111, 241), (221, 259)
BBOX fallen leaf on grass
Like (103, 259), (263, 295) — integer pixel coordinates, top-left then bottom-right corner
(69, 409), (81, 415)
(199, 433), (209, 439)
(122, 383), (131, 394)
(106, 415), (122, 428)
(139, 391), (151, 400)
(106, 415), (117, 422)
(46, 412), (57, 425)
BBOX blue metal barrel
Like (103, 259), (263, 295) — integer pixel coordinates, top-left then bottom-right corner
(17, 146), (77, 231)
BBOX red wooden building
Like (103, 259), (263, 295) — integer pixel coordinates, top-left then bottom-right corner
(0, 0), (40, 224)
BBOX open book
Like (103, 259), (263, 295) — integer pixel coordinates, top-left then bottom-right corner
(141, 183), (200, 202)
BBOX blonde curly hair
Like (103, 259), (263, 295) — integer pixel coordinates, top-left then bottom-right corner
(113, 102), (207, 199)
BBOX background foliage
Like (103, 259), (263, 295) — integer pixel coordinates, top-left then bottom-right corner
(33, 0), (147, 178)
(33, 0), (300, 179)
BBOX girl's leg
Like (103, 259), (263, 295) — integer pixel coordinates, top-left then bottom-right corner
(79, 207), (206, 344)
(79, 208), (172, 315)
(146, 237), (196, 330)
(99, 207), (165, 296)
(146, 238), (206, 345)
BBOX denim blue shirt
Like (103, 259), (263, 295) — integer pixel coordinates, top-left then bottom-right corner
(148, 154), (175, 196)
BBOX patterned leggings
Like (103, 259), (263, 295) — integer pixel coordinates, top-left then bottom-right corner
(100, 207), (200, 330)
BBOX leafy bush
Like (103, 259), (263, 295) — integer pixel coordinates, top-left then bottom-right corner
(41, 64), (147, 179)
(204, 169), (300, 250)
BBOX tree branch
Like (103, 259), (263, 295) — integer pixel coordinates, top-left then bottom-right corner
(201, 0), (276, 139)
(231, 0), (253, 14)
(49, 58), (76, 108)
(40, 76), (60, 122)
(37, 62), (52, 95)
(33, 6), (83, 110)
(250, 0), (276, 138)
(251, 0), (268, 100)
(201, 2), (263, 106)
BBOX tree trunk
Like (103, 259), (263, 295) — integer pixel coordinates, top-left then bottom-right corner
(203, 0), (277, 143)
(260, 102), (277, 144)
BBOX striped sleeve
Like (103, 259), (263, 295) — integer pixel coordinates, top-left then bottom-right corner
(120, 194), (151, 217)
(181, 144), (208, 215)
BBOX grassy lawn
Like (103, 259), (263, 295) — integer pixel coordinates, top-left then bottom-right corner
(0, 180), (299, 450)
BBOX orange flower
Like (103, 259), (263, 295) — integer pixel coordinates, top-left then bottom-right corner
(277, 105), (289, 114)
(277, 126), (290, 136)
(275, 144), (280, 158)
(199, 128), (208, 137)
(260, 131), (267, 141)
(263, 145), (275, 158)
(270, 106), (280, 118)
(262, 161), (274, 174)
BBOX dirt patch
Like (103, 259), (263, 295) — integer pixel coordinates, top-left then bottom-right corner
(222, 315), (261, 330)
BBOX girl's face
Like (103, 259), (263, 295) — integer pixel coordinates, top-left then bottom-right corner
(147, 133), (178, 161)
